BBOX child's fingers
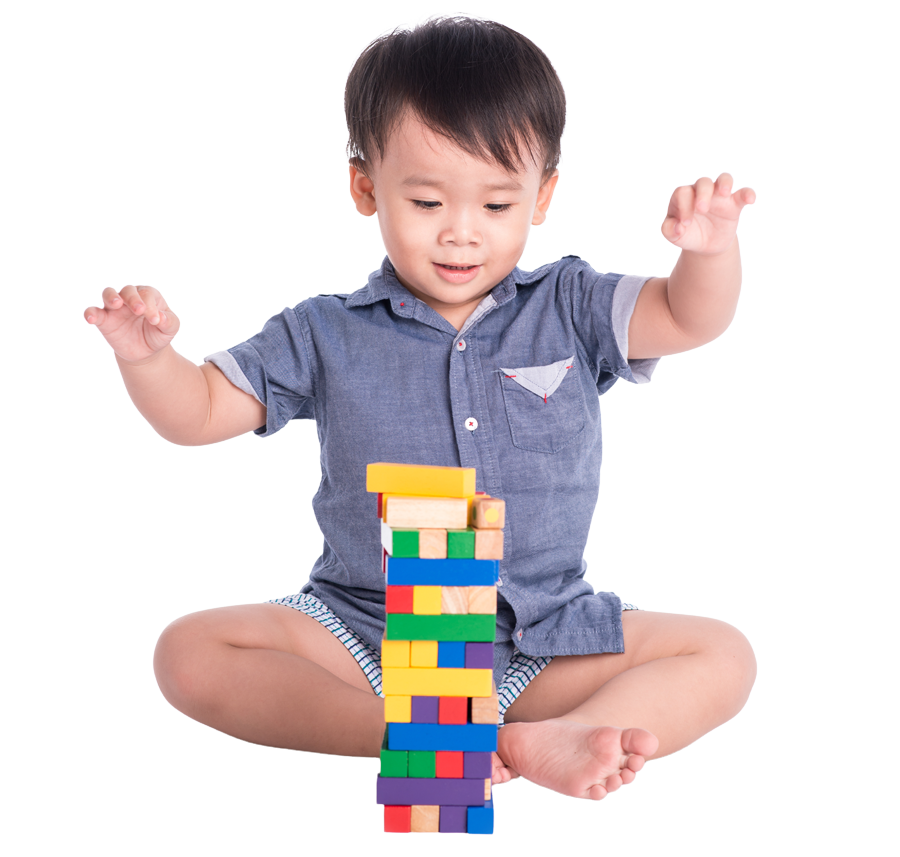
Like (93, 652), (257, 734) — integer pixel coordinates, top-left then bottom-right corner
(101, 287), (125, 310)
(692, 176), (715, 214)
(714, 172), (734, 197)
(84, 305), (106, 325)
(155, 307), (180, 336)
(119, 285), (162, 325)
(734, 186), (756, 208)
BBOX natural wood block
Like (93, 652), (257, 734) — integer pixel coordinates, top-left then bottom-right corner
(484, 779), (492, 800)
(413, 585), (442, 615)
(410, 640), (438, 668)
(473, 528), (503, 560)
(366, 463), (476, 498)
(384, 495), (469, 529)
(470, 686), (499, 724)
(471, 497), (505, 529)
(381, 638), (410, 668)
(441, 586), (469, 614)
(385, 695), (412, 723)
(410, 805), (440, 832)
(467, 586), (497, 614)
(418, 529), (447, 559)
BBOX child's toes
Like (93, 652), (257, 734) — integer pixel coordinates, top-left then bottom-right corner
(620, 767), (636, 785)
(587, 783), (608, 801)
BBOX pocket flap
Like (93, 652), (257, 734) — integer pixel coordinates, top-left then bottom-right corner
(499, 355), (574, 399)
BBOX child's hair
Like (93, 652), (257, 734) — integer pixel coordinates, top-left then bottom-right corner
(345, 17), (566, 178)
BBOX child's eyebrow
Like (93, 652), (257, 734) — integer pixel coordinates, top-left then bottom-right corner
(401, 175), (524, 193)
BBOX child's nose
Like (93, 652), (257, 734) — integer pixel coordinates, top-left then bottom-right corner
(439, 212), (482, 246)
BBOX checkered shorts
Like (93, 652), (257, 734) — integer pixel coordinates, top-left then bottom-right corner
(270, 592), (638, 725)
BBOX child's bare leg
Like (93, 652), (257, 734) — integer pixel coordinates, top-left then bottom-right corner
(153, 603), (384, 756)
(496, 612), (756, 799)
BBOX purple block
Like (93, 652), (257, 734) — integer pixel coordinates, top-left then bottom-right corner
(463, 751), (492, 779)
(376, 776), (488, 807)
(440, 805), (468, 833)
(465, 642), (494, 669)
(411, 696), (439, 723)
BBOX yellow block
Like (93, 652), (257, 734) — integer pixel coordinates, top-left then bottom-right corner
(385, 695), (412, 722)
(381, 638), (410, 668)
(410, 640), (438, 668)
(413, 586), (442, 615)
(383, 495), (469, 530)
(382, 667), (492, 698)
(366, 463), (476, 498)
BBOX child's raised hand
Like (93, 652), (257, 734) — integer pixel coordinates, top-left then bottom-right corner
(84, 285), (179, 363)
(662, 173), (755, 256)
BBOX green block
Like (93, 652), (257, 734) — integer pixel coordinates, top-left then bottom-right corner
(446, 528), (475, 559)
(408, 750), (436, 778)
(391, 529), (419, 558)
(386, 613), (496, 642)
(380, 748), (408, 778)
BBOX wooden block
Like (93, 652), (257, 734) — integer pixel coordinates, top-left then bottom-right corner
(446, 528), (475, 559)
(382, 666), (492, 698)
(384, 495), (468, 529)
(435, 750), (464, 778)
(484, 778), (492, 800)
(410, 805), (440, 833)
(384, 804), (411, 833)
(410, 640), (438, 668)
(463, 751), (492, 779)
(366, 463), (476, 498)
(473, 528), (503, 560)
(385, 695), (412, 723)
(377, 775), (489, 806)
(380, 748), (408, 778)
(386, 613), (495, 643)
(440, 805), (468, 833)
(408, 750), (436, 778)
(386, 557), (499, 587)
(439, 696), (468, 725)
(467, 799), (494, 834)
(465, 642), (493, 669)
(381, 638), (410, 668)
(471, 497), (505, 529)
(385, 585), (414, 614)
(410, 696), (439, 723)
(381, 522), (419, 557)
(467, 586), (497, 615)
(437, 641), (466, 668)
(418, 529), (447, 559)
(386, 723), (498, 752)
(470, 685), (499, 725)
(412, 586), (442, 615)
(441, 586), (469, 615)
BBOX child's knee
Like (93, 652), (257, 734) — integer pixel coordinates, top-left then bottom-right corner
(153, 613), (212, 712)
(706, 619), (757, 713)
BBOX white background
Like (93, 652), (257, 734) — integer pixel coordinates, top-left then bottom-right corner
(2, 1), (896, 854)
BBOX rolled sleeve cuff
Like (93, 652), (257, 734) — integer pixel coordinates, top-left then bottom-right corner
(611, 275), (661, 384)
(204, 350), (262, 402)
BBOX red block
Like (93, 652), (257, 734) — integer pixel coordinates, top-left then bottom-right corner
(377, 492), (383, 518)
(386, 586), (414, 614)
(439, 696), (468, 724)
(435, 751), (464, 778)
(384, 805), (411, 833)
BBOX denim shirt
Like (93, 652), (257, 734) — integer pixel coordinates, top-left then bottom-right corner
(207, 256), (658, 685)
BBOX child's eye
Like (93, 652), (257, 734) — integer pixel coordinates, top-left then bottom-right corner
(485, 203), (512, 213)
(412, 200), (441, 210)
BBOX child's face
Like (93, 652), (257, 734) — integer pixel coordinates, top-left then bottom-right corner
(350, 117), (558, 324)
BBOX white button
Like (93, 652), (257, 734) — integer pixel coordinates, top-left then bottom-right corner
(517, 630), (523, 640)
(465, 417), (478, 431)
(456, 339), (466, 351)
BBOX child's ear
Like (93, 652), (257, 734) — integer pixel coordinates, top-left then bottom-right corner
(532, 171), (559, 226)
(349, 159), (377, 216)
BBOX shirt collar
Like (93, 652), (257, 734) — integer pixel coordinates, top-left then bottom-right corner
(343, 257), (523, 315)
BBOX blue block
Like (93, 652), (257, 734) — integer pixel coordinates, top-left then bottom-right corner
(385, 557), (499, 586)
(438, 641), (466, 668)
(387, 722), (498, 752)
(467, 799), (494, 834)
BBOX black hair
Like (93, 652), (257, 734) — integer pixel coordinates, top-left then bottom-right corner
(345, 17), (565, 177)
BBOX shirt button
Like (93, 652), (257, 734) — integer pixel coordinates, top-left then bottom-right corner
(517, 630), (523, 640)
(465, 417), (478, 431)
(456, 339), (466, 351)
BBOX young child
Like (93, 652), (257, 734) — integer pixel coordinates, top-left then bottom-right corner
(84, 17), (756, 802)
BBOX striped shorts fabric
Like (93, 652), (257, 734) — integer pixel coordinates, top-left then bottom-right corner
(270, 592), (638, 725)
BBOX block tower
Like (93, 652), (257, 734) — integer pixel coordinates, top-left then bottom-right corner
(367, 462), (505, 834)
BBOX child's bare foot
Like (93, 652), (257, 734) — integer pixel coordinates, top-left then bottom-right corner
(491, 750), (520, 785)
(496, 718), (659, 800)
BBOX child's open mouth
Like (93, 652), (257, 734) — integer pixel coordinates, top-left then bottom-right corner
(434, 263), (481, 283)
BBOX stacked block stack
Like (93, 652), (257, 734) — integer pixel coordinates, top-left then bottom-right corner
(367, 462), (505, 835)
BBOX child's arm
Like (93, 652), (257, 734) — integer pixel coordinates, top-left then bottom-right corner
(85, 285), (266, 445)
(627, 173), (755, 359)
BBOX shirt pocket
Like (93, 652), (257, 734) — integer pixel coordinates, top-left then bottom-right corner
(498, 355), (586, 454)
